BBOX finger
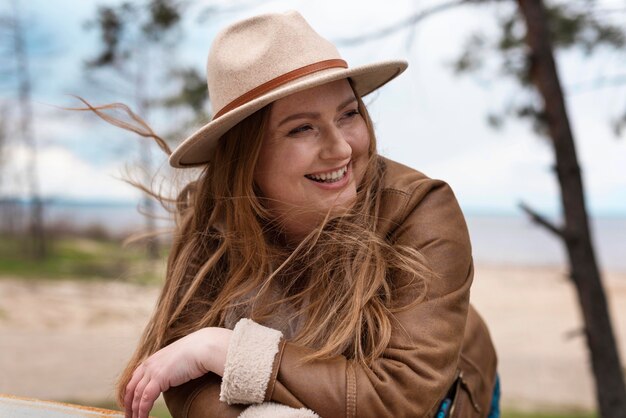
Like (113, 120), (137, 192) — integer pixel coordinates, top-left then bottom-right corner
(137, 379), (161, 418)
(132, 374), (150, 418)
(124, 365), (145, 418)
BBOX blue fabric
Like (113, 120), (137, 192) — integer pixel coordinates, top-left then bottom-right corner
(487, 374), (501, 418)
(435, 397), (453, 418)
(435, 373), (501, 418)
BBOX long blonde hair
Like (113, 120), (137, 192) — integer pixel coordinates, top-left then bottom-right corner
(83, 86), (434, 407)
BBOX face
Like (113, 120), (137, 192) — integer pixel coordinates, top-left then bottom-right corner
(254, 79), (370, 240)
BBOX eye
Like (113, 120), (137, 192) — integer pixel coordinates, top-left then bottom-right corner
(337, 109), (360, 126)
(287, 124), (313, 136)
(341, 109), (360, 120)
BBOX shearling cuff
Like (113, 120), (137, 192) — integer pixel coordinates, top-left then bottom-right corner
(220, 318), (283, 405)
(239, 402), (319, 418)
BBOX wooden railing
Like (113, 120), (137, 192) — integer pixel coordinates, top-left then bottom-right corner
(0, 393), (126, 418)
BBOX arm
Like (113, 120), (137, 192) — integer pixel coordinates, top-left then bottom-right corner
(124, 327), (233, 418)
(163, 323), (321, 418)
(220, 178), (473, 418)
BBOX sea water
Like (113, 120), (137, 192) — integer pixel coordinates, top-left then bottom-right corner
(3, 201), (625, 272)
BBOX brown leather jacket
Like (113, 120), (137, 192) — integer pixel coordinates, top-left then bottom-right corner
(163, 157), (498, 418)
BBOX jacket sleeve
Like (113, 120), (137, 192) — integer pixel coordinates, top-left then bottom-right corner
(163, 372), (320, 418)
(218, 178), (473, 418)
(163, 372), (245, 418)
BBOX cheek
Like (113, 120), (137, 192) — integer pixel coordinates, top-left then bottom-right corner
(347, 123), (371, 177)
(254, 150), (281, 200)
(353, 129), (370, 155)
(254, 141), (309, 202)
(346, 117), (370, 154)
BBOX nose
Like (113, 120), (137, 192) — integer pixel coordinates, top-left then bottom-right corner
(319, 127), (352, 161)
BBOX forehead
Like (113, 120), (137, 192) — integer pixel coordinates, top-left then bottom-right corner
(269, 79), (355, 118)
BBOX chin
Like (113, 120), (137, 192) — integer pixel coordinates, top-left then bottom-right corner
(320, 195), (357, 217)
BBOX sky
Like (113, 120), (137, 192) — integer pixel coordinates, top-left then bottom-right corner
(1, 0), (625, 216)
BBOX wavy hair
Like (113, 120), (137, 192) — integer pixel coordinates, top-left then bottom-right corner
(73, 84), (434, 408)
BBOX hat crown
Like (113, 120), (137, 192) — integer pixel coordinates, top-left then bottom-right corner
(207, 11), (341, 116)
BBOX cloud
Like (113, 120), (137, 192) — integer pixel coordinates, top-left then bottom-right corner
(3, 144), (138, 201)
(397, 137), (561, 212)
(10, 0), (625, 216)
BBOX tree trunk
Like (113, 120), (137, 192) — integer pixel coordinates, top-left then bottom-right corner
(12, 0), (45, 259)
(517, 1), (626, 417)
(135, 58), (159, 261)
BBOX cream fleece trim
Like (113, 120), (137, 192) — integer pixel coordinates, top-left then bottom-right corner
(239, 402), (319, 418)
(220, 318), (283, 405)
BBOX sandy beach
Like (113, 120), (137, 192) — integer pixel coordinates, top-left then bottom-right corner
(1, 264), (625, 412)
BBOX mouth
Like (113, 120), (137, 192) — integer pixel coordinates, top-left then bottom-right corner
(304, 164), (349, 184)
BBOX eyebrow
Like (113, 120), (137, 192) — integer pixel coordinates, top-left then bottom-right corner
(277, 96), (358, 127)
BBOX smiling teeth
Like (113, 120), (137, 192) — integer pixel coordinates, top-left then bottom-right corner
(306, 166), (348, 183)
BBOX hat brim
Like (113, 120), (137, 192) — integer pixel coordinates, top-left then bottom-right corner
(169, 60), (408, 168)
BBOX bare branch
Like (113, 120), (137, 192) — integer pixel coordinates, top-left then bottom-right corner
(518, 200), (565, 239)
(566, 74), (626, 94)
(196, 0), (266, 23)
(334, 0), (472, 46)
(564, 327), (585, 340)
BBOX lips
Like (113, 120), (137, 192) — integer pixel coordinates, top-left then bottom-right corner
(304, 165), (348, 183)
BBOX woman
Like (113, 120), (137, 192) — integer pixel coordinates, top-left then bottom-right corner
(116, 10), (498, 418)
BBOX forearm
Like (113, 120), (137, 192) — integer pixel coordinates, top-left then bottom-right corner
(163, 324), (322, 418)
(205, 327), (232, 377)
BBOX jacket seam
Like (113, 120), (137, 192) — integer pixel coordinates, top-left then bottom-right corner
(345, 362), (357, 418)
(458, 353), (487, 405)
(459, 352), (488, 386)
(265, 338), (286, 401)
(381, 188), (410, 198)
(382, 175), (442, 202)
(183, 382), (211, 418)
(382, 183), (430, 240)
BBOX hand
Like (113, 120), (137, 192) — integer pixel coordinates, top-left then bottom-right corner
(124, 327), (232, 418)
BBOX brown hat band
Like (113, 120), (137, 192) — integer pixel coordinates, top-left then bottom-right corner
(213, 59), (348, 119)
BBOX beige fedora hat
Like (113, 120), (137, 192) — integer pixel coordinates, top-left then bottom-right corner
(169, 10), (407, 168)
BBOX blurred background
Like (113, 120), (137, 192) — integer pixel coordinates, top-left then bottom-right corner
(0, 0), (624, 417)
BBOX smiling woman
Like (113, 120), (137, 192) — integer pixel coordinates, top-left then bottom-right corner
(255, 80), (370, 240)
(86, 10), (499, 418)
